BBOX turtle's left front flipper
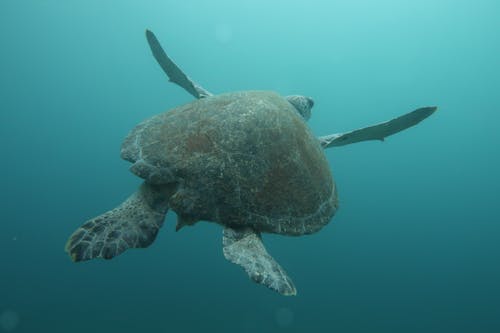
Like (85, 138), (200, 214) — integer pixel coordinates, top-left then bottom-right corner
(222, 227), (297, 296)
(319, 106), (437, 149)
(145, 30), (212, 99)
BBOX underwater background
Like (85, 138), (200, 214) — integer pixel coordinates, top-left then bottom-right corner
(1, 0), (499, 332)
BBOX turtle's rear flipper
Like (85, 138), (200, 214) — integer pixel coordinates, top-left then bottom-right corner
(145, 29), (212, 99)
(222, 227), (297, 296)
(65, 183), (170, 262)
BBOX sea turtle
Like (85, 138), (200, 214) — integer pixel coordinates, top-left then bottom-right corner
(65, 30), (437, 296)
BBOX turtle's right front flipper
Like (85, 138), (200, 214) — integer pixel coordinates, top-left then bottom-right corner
(222, 227), (297, 296)
(145, 30), (212, 99)
(65, 183), (172, 262)
(319, 106), (437, 148)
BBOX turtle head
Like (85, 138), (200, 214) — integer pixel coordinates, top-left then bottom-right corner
(285, 95), (314, 121)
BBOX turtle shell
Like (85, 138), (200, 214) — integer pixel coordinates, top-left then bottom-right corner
(121, 91), (337, 235)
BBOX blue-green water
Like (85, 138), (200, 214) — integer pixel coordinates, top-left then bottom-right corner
(1, 1), (499, 332)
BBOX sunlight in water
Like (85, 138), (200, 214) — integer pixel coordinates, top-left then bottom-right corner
(215, 23), (233, 44)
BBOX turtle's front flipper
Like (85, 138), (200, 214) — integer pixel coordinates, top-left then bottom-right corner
(319, 106), (437, 148)
(222, 227), (297, 296)
(145, 30), (212, 99)
(65, 183), (173, 262)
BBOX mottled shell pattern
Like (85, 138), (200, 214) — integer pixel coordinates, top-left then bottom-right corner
(121, 91), (337, 235)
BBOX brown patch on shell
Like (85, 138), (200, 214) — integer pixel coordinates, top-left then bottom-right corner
(185, 132), (214, 153)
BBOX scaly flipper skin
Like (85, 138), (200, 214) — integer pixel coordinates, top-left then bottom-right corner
(318, 106), (437, 148)
(222, 227), (297, 296)
(65, 183), (171, 262)
(145, 29), (212, 99)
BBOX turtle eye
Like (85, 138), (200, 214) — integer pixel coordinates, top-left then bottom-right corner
(307, 98), (314, 108)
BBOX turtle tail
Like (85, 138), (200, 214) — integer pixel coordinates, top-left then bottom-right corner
(65, 182), (173, 262)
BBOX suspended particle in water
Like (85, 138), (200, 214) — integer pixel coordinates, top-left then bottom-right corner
(275, 307), (294, 328)
(215, 24), (233, 44)
(0, 311), (20, 332)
